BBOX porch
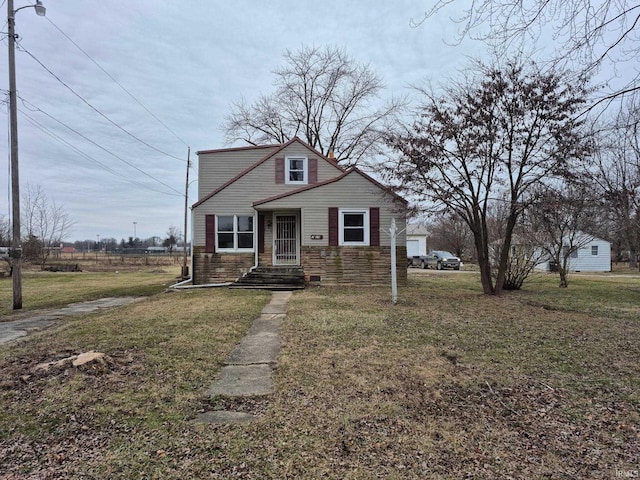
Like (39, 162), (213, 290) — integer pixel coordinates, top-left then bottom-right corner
(258, 210), (302, 268)
(230, 266), (305, 290)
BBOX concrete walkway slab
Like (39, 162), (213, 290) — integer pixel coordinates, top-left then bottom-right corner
(227, 332), (280, 365)
(207, 364), (274, 397)
(193, 410), (255, 425)
(201, 290), (293, 424)
(0, 297), (143, 346)
(246, 313), (285, 334)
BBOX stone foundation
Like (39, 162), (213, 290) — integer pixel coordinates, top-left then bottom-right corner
(192, 247), (254, 284)
(193, 246), (407, 286)
(301, 246), (407, 286)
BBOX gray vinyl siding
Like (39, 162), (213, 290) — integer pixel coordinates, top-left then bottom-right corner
(193, 143), (344, 246)
(255, 172), (406, 247)
(197, 146), (279, 198)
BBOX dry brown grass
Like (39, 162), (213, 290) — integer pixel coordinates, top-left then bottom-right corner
(0, 271), (638, 478)
(0, 268), (181, 317)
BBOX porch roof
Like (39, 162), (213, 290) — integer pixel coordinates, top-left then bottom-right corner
(253, 168), (407, 209)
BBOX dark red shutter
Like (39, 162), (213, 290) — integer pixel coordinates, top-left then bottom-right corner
(328, 207), (338, 246)
(275, 157), (285, 184)
(205, 215), (216, 253)
(258, 214), (265, 254)
(308, 157), (318, 184)
(370, 207), (380, 246)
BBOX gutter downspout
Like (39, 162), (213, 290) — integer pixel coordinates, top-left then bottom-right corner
(170, 277), (191, 288)
(169, 281), (231, 289)
(250, 209), (259, 272)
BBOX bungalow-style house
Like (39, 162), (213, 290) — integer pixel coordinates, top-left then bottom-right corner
(191, 137), (408, 287)
(535, 232), (612, 272)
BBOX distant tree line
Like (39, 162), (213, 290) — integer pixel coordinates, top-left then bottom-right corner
(69, 226), (184, 254)
(1, 189), (185, 272)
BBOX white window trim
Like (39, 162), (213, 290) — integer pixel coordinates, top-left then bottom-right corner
(216, 214), (255, 252)
(285, 156), (308, 185)
(339, 208), (370, 246)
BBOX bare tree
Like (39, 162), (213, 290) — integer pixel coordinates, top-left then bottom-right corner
(0, 215), (11, 276)
(0, 215), (10, 245)
(164, 225), (181, 254)
(22, 184), (75, 269)
(484, 195), (546, 290)
(223, 45), (405, 167)
(590, 97), (640, 268)
(493, 237), (546, 291)
(525, 184), (601, 287)
(387, 59), (592, 295)
(427, 213), (474, 259)
(414, 1), (640, 109)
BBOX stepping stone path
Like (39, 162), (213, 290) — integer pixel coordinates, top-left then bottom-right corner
(195, 291), (292, 425)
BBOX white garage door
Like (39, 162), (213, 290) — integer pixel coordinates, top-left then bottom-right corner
(407, 240), (420, 257)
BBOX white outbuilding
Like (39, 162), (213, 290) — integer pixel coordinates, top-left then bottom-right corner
(406, 223), (428, 258)
(536, 232), (611, 272)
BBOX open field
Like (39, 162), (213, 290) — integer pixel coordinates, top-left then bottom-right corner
(0, 271), (638, 478)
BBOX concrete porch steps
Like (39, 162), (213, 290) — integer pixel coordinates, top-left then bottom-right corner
(229, 267), (305, 290)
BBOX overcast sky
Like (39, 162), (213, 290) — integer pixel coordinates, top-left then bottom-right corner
(0, 1), (623, 243)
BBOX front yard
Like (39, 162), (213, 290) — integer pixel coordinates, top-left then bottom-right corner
(0, 271), (638, 478)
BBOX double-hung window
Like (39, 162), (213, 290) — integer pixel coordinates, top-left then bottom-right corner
(339, 209), (370, 246)
(216, 215), (254, 251)
(591, 245), (598, 256)
(286, 156), (307, 184)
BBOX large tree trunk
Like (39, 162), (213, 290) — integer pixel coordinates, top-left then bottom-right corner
(558, 267), (569, 288)
(559, 256), (570, 287)
(472, 225), (495, 295)
(494, 213), (519, 296)
(479, 261), (495, 294)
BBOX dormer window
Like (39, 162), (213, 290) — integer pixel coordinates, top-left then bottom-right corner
(286, 156), (307, 184)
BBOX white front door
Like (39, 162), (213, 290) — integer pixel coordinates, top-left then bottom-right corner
(273, 214), (299, 265)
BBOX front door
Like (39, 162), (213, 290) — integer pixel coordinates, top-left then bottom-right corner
(273, 214), (299, 265)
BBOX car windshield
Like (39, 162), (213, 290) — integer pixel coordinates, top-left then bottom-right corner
(434, 251), (455, 257)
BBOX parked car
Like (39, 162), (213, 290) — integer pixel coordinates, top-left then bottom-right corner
(424, 251), (461, 270)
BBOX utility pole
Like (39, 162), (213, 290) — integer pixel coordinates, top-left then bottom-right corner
(7, 0), (46, 310)
(182, 147), (190, 279)
(8, 0), (22, 310)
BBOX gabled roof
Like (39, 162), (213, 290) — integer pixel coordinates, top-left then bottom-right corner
(253, 167), (408, 207)
(407, 223), (429, 236)
(196, 143), (279, 156)
(192, 137), (343, 209)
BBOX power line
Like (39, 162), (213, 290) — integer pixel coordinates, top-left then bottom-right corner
(16, 41), (187, 163)
(45, 16), (190, 149)
(15, 94), (183, 196)
(19, 107), (181, 197)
